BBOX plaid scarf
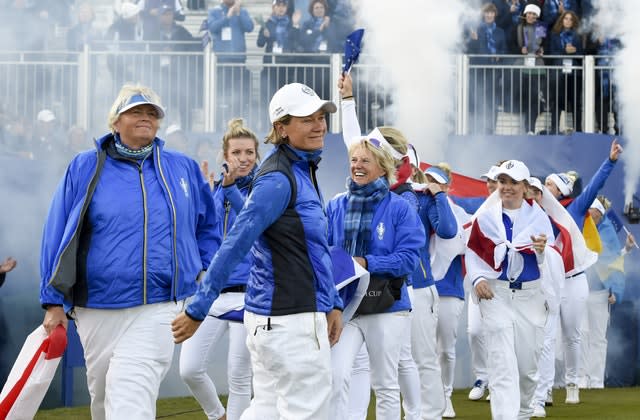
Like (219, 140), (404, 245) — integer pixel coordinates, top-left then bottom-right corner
(343, 176), (389, 257)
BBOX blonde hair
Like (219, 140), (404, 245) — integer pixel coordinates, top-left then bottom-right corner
(222, 118), (260, 160)
(433, 162), (452, 184)
(596, 195), (612, 211)
(348, 139), (397, 185)
(378, 126), (408, 163)
(107, 84), (163, 133)
(265, 115), (293, 145)
(413, 169), (428, 183)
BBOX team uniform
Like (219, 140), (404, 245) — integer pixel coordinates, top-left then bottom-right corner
(186, 145), (343, 420)
(179, 171), (255, 420)
(466, 191), (554, 420)
(327, 187), (425, 420)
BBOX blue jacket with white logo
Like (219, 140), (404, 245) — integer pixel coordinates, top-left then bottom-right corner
(326, 188), (425, 313)
(39, 133), (218, 311)
(187, 145), (343, 320)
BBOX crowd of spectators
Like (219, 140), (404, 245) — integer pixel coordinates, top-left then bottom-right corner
(464, 0), (621, 135)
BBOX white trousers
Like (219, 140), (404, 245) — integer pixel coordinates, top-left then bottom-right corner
(578, 289), (610, 388)
(467, 297), (488, 383)
(436, 296), (464, 398)
(74, 301), (179, 420)
(331, 311), (410, 420)
(346, 289), (421, 420)
(411, 285), (444, 420)
(559, 273), (589, 385)
(533, 302), (560, 406)
(479, 280), (547, 420)
(240, 311), (331, 420)
(179, 315), (251, 420)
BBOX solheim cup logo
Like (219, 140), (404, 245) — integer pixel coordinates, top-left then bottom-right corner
(505, 161), (515, 169)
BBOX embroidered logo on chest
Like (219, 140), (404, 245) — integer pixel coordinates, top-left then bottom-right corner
(376, 222), (385, 240)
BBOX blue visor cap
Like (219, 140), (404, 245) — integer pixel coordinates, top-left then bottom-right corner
(117, 93), (165, 119)
(424, 166), (450, 184)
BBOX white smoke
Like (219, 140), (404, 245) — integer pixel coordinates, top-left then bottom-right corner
(351, 0), (475, 162)
(593, 0), (640, 207)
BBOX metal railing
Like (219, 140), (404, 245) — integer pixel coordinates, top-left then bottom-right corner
(0, 45), (621, 138)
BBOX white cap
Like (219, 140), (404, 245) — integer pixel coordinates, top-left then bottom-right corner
(37, 109), (56, 123)
(120, 2), (141, 19)
(165, 123), (182, 136)
(529, 176), (543, 192)
(523, 4), (541, 17)
(590, 198), (606, 216)
(546, 173), (574, 196)
(116, 93), (165, 119)
(494, 159), (530, 182)
(269, 83), (336, 123)
(480, 165), (500, 181)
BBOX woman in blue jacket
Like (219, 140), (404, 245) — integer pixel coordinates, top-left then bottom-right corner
(173, 83), (343, 420)
(327, 136), (425, 420)
(179, 118), (258, 420)
(548, 10), (583, 133)
(40, 84), (218, 420)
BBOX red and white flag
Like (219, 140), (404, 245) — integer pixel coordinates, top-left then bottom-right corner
(0, 325), (67, 420)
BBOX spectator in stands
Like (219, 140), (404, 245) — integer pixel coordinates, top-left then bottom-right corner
(257, 0), (302, 127)
(584, 30), (621, 134)
(146, 4), (199, 128)
(548, 10), (582, 134)
(31, 109), (66, 169)
(67, 2), (103, 51)
(39, 84), (218, 420)
(543, 0), (583, 29)
(1, 114), (33, 159)
(298, 0), (340, 100)
(106, 2), (149, 88)
(493, 0), (524, 44)
(513, 2), (547, 134)
(139, 0), (186, 24)
(0, 0), (48, 51)
(66, 125), (90, 156)
(206, 0), (255, 130)
(165, 123), (193, 155)
(467, 3), (508, 134)
(325, 0), (354, 46)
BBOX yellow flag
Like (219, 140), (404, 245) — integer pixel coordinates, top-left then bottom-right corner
(583, 214), (603, 254)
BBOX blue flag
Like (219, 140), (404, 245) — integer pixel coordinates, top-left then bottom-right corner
(606, 209), (624, 233)
(343, 28), (365, 74)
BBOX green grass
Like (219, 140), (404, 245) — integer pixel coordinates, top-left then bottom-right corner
(35, 387), (640, 419)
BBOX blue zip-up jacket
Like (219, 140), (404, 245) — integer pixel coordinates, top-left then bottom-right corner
(565, 157), (617, 227)
(207, 4), (254, 62)
(413, 191), (458, 289)
(214, 179), (252, 288)
(435, 255), (465, 299)
(326, 188), (426, 313)
(39, 133), (218, 311)
(393, 185), (419, 286)
(187, 145), (342, 320)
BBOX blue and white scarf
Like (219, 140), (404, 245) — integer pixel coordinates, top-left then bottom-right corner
(484, 22), (497, 54)
(343, 176), (389, 257)
(113, 133), (154, 160)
